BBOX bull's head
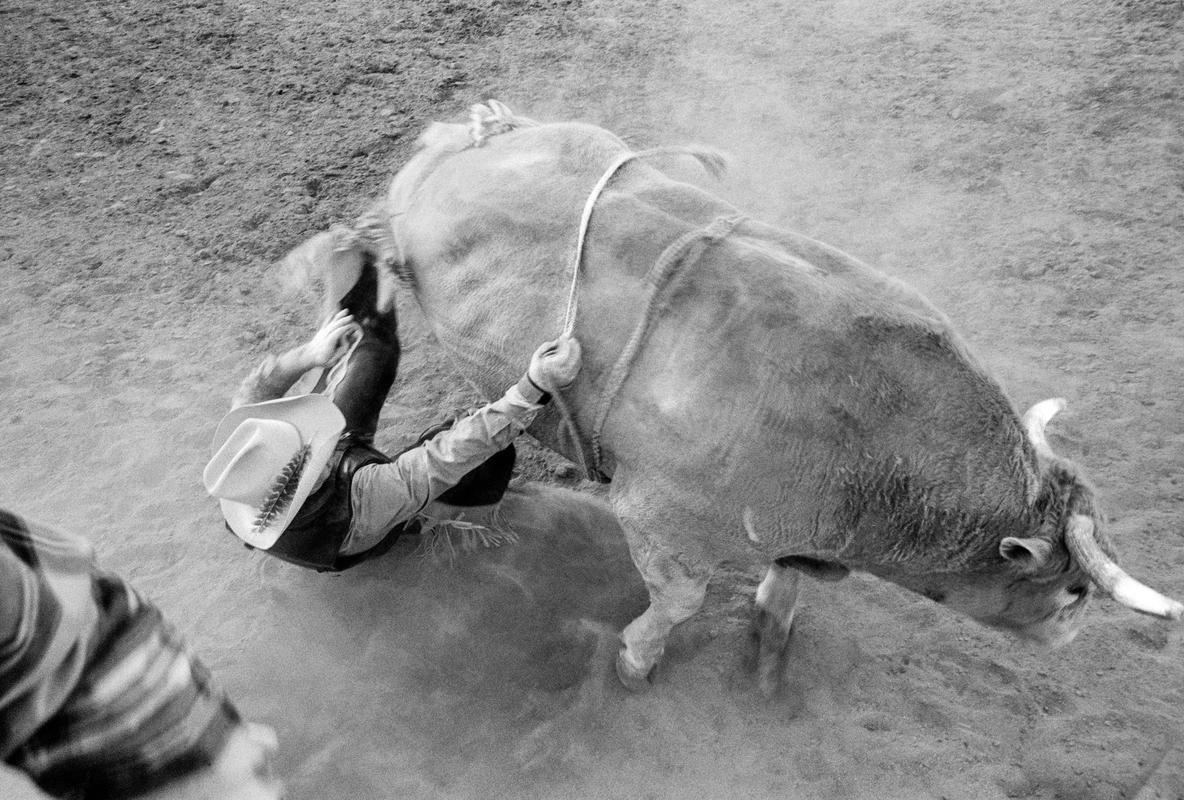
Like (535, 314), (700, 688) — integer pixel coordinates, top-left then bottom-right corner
(923, 399), (1182, 646)
(1020, 399), (1182, 616)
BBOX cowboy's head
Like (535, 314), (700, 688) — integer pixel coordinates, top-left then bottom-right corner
(204, 395), (344, 548)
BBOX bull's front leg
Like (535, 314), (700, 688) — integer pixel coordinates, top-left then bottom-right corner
(615, 527), (711, 692)
(753, 563), (801, 697)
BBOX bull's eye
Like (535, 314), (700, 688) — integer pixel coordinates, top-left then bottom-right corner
(1067, 584), (1088, 599)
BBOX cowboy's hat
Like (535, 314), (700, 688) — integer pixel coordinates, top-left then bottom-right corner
(203, 395), (345, 549)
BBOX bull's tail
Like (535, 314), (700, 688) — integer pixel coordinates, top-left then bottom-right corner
(279, 203), (400, 316)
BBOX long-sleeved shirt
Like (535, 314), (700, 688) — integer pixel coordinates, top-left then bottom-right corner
(0, 509), (239, 799)
(232, 351), (542, 555)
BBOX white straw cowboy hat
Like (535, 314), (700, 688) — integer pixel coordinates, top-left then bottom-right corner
(203, 395), (345, 549)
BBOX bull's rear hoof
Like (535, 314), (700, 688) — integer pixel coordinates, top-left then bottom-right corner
(615, 649), (654, 692)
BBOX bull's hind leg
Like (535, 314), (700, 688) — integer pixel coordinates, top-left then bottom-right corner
(615, 530), (710, 692)
(753, 563), (801, 697)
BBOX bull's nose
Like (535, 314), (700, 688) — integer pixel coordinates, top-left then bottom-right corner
(1057, 585), (1090, 614)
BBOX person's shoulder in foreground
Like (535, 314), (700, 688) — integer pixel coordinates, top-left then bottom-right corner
(0, 508), (283, 800)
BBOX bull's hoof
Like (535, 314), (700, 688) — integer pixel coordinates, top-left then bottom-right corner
(615, 649), (654, 692)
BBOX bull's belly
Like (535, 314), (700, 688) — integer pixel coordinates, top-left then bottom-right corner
(607, 443), (845, 568)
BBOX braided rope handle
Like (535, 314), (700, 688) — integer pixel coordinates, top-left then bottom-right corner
(557, 149), (734, 478)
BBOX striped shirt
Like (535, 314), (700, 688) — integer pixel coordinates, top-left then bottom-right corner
(0, 509), (239, 799)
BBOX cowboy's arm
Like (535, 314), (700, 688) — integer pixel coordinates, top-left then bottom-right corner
(230, 349), (315, 408)
(344, 386), (541, 552)
(343, 335), (582, 554)
(230, 310), (358, 408)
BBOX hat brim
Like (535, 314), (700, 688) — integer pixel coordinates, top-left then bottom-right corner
(211, 395), (345, 550)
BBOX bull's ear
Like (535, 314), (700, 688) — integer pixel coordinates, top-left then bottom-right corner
(1000, 536), (1054, 572)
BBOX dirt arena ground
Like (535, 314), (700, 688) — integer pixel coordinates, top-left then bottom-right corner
(2, 0), (1182, 798)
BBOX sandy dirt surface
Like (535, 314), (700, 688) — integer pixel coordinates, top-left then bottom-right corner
(3, 0), (1183, 798)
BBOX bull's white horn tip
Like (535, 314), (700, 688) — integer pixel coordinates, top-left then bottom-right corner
(1111, 576), (1184, 620)
(1035, 397), (1067, 415)
(1023, 397), (1068, 431)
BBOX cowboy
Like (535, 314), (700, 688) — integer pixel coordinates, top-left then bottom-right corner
(204, 254), (581, 572)
(0, 508), (282, 800)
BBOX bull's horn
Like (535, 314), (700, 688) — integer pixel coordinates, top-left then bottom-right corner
(1065, 514), (1184, 620)
(1022, 397), (1067, 461)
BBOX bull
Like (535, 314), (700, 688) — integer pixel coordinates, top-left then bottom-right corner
(285, 101), (1182, 693)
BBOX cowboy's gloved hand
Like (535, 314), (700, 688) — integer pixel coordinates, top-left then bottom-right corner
(515, 335), (581, 404)
(302, 309), (359, 370)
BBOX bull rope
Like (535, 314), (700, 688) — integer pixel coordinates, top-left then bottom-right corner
(465, 102), (742, 481)
(584, 213), (746, 476)
(561, 150), (638, 334)
(549, 151), (638, 482)
(555, 150), (744, 481)
(560, 145), (728, 336)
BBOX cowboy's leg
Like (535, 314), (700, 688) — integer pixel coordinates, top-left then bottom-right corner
(312, 257), (400, 443)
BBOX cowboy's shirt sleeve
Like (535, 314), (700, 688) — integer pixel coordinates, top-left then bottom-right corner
(341, 384), (543, 554)
(230, 351), (309, 409)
